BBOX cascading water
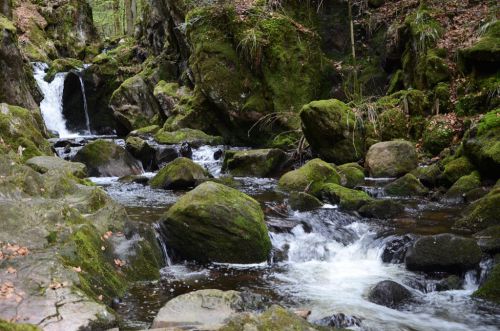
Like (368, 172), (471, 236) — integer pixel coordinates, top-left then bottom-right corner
(33, 62), (76, 138)
(76, 71), (92, 135)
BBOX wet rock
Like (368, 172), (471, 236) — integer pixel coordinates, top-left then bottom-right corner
(300, 99), (365, 164)
(405, 234), (482, 274)
(315, 313), (362, 328)
(179, 142), (192, 158)
(444, 171), (481, 202)
(73, 139), (143, 177)
(435, 275), (463, 291)
(125, 136), (157, 170)
(382, 235), (417, 263)
(474, 226), (500, 254)
(384, 173), (429, 197)
(289, 192), (323, 212)
(365, 140), (418, 178)
(152, 289), (242, 329)
(26, 156), (87, 178)
(213, 148), (223, 160)
(473, 263), (500, 304)
(337, 162), (365, 188)
(278, 158), (340, 196)
(149, 157), (209, 190)
(454, 186), (500, 232)
(441, 156), (476, 187)
(368, 280), (413, 308)
(412, 164), (442, 188)
(155, 145), (179, 166)
(359, 200), (405, 219)
(222, 149), (288, 177)
(128, 125), (161, 139)
(155, 128), (223, 147)
(160, 182), (271, 263)
(422, 115), (459, 155)
(320, 183), (373, 210)
(118, 174), (150, 185)
(44, 58), (83, 82)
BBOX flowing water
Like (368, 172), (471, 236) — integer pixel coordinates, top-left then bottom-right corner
(77, 72), (92, 135)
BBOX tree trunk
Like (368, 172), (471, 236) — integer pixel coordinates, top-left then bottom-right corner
(113, 0), (121, 36)
(124, 0), (134, 35)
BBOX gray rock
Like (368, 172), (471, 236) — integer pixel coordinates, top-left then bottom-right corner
(365, 140), (418, 178)
(368, 280), (413, 308)
(26, 156), (87, 178)
(222, 149), (288, 177)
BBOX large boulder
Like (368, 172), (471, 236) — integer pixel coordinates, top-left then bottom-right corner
(152, 289), (243, 329)
(26, 156), (87, 178)
(222, 149), (288, 177)
(288, 192), (323, 212)
(454, 186), (500, 232)
(155, 128), (223, 147)
(160, 182), (271, 263)
(300, 99), (364, 164)
(365, 140), (417, 178)
(463, 109), (500, 179)
(384, 173), (429, 197)
(405, 234), (482, 274)
(278, 159), (340, 196)
(320, 183), (373, 210)
(444, 171), (481, 202)
(149, 157), (209, 190)
(336, 162), (365, 188)
(73, 139), (143, 177)
(441, 156), (475, 186)
(368, 280), (413, 309)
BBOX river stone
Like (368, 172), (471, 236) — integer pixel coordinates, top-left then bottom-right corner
(454, 186), (500, 232)
(26, 156), (87, 178)
(337, 162), (365, 188)
(474, 226), (500, 254)
(161, 182), (271, 263)
(73, 139), (143, 177)
(149, 157), (209, 190)
(278, 158), (341, 196)
(405, 234), (482, 273)
(320, 183), (373, 210)
(154, 128), (223, 147)
(382, 235), (416, 263)
(384, 173), (429, 197)
(365, 140), (418, 178)
(359, 200), (404, 219)
(368, 280), (413, 308)
(152, 289), (242, 330)
(125, 136), (157, 170)
(222, 148), (288, 177)
(289, 192), (323, 212)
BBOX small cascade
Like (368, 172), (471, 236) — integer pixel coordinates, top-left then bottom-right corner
(76, 71), (92, 135)
(154, 223), (172, 266)
(33, 62), (75, 138)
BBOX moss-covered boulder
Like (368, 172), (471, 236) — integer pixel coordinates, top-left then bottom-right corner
(73, 139), (143, 177)
(384, 173), (428, 197)
(149, 157), (209, 190)
(463, 109), (500, 179)
(278, 159), (340, 196)
(26, 156), (87, 178)
(459, 20), (500, 73)
(45, 58), (83, 82)
(336, 162), (365, 188)
(320, 183), (373, 210)
(110, 74), (163, 133)
(444, 171), (481, 202)
(365, 140), (417, 178)
(473, 264), (500, 304)
(454, 186), (500, 232)
(442, 156), (475, 186)
(125, 136), (157, 170)
(405, 234), (482, 274)
(160, 182), (271, 263)
(222, 149), (288, 177)
(155, 128), (223, 147)
(358, 200), (404, 219)
(378, 107), (409, 141)
(411, 164), (442, 188)
(288, 192), (323, 212)
(474, 226), (500, 254)
(422, 115), (460, 155)
(300, 99), (364, 164)
(0, 103), (51, 161)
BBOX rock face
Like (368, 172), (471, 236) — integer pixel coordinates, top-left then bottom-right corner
(149, 157), (209, 190)
(368, 280), (413, 309)
(222, 149), (288, 177)
(152, 289), (243, 329)
(73, 139), (143, 177)
(26, 156), (87, 178)
(365, 140), (417, 178)
(278, 158), (340, 196)
(300, 99), (364, 164)
(161, 182), (271, 263)
(405, 234), (482, 273)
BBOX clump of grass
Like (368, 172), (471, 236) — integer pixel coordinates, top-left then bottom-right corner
(406, 7), (442, 54)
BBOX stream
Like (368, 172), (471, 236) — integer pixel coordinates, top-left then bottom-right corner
(33, 63), (500, 331)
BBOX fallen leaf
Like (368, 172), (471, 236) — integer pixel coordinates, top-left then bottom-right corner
(6, 267), (16, 274)
(98, 294), (103, 301)
(72, 266), (82, 273)
(114, 259), (126, 267)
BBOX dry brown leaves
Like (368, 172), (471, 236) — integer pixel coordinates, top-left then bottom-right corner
(13, 1), (47, 33)
(0, 243), (30, 260)
(114, 259), (126, 267)
(0, 282), (24, 303)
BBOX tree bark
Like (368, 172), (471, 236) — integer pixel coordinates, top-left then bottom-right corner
(113, 0), (121, 36)
(124, 0), (134, 35)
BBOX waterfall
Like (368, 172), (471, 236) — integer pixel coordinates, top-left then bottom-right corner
(77, 72), (92, 135)
(33, 62), (76, 138)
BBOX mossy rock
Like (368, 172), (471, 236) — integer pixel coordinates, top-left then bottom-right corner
(320, 183), (373, 210)
(336, 163), (365, 188)
(459, 20), (500, 73)
(278, 158), (340, 196)
(474, 225), (500, 254)
(474, 263), (500, 304)
(365, 140), (418, 178)
(26, 156), (87, 178)
(422, 115), (458, 155)
(0, 320), (41, 331)
(129, 125), (161, 138)
(45, 58), (83, 82)
(161, 182), (271, 263)
(442, 156), (475, 186)
(384, 173), (429, 197)
(411, 164), (442, 188)
(378, 107), (409, 141)
(405, 233), (482, 274)
(125, 136), (157, 170)
(149, 157), (209, 190)
(0, 103), (51, 161)
(222, 149), (288, 177)
(444, 171), (481, 202)
(464, 109), (500, 179)
(358, 200), (404, 219)
(381, 90), (430, 116)
(73, 139), (143, 177)
(300, 99), (365, 164)
(288, 192), (323, 212)
(154, 128), (223, 147)
(454, 186), (500, 232)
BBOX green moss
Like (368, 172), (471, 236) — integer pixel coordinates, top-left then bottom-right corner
(0, 15), (16, 32)
(0, 320), (41, 331)
(460, 20), (500, 72)
(422, 115), (457, 155)
(320, 183), (373, 210)
(384, 173), (429, 196)
(445, 171), (481, 200)
(455, 187), (500, 232)
(442, 156), (475, 186)
(131, 125), (161, 136)
(378, 107), (409, 140)
(337, 163), (365, 189)
(154, 80), (180, 98)
(478, 108), (500, 135)
(45, 58), (84, 82)
(473, 263), (500, 304)
(149, 157), (208, 189)
(154, 128), (223, 146)
(278, 158), (340, 195)
(222, 149), (287, 177)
